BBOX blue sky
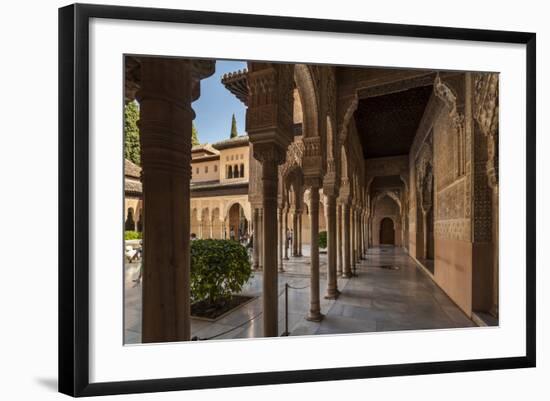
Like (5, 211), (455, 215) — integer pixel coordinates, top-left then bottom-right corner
(192, 60), (247, 144)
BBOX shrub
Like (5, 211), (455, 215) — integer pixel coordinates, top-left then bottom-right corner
(318, 231), (327, 249)
(125, 230), (142, 240)
(190, 239), (252, 304)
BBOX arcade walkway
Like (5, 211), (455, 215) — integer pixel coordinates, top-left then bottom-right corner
(124, 246), (474, 344)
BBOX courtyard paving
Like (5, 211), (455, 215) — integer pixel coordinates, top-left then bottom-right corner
(124, 245), (474, 344)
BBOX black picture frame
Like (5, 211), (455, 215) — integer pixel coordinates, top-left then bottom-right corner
(59, 3), (536, 397)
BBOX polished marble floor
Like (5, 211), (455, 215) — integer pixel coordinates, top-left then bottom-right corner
(124, 245), (475, 344)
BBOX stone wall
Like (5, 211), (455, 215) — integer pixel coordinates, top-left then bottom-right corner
(407, 73), (497, 318)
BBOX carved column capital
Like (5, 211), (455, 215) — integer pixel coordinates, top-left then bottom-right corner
(246, 63), (294, 149)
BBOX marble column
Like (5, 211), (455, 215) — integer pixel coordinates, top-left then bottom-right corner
(283, 208), (289, 260)
(278, 207), (285, 272)
(358, 211), (364, 259)
(258, 208), (264, 270)
(138, 57), (198, 343)
(292, 211), (298, 256)
(252, 207), (260, 270)
(342, 202), (351, 278)
(257, 148), (283, 337)
(306, 184), (323, 321)
(325, 194), (338, 299)
(296, 210), (303, 256)
(336, 203), (343, 276)
(350, 206), (357, 270)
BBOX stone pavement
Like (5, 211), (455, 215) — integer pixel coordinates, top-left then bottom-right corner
(124, 245), (474, 344)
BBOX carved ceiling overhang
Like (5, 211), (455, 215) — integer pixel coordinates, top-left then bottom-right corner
(355, 85), (433, 159)
(221, 69), (249, 105)
(357, 72), (436, 99)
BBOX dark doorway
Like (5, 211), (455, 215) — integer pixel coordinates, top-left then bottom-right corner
(380, 218), (395, 245)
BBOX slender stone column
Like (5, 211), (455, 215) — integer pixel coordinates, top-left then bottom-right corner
(306, 184), (324, 321)
(278, 207), (285, 272)
(257, 149), (283, 337)
(349, 206), (357, 269)
(138, 57), (202, 343)
(358, 211), (364, 259)
(342, 202), (351, 278)
(325, 194), (338, 299)
(258, 208), (264, 270)
(252, 207), (260, 270)
(297, 210), (303, 256)
(283, 208), (289, 260)
(336, 203), (343, 276)
(246, 62), (293, 337)
(292, 211), (298, 256)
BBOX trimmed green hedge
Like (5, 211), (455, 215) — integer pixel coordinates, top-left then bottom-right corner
(319, 231), (327, 249)
(190, 239), (252, 303)
(125, 230), (142, 240)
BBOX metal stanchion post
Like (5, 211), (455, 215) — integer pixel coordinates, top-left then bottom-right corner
(282, 283), (289, 336)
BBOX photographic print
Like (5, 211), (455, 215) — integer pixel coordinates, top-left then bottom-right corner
(59, 5), (535, 395)
(123, 57), (500, 344)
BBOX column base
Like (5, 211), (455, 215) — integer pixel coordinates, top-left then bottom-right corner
(342, 272), (351, 278)
(324, 290), (340, 300)
(278, 266), (285, 273)
(305, 312), (324, 322)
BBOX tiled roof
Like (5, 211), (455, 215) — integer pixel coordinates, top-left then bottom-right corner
(190, 180), (248, 190)
(125, 178), (142, 195)
(212, 135), (249, 150)
(191, 143), (220, 155)
(125, 159), (141, 178)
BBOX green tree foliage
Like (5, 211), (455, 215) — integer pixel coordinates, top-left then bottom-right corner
(192, 122), (200, 146)
(319, 231), (327, 249)
(230, 113), (238, 138)
(124, 101), (141, 165)
(190, 239), (252, 303)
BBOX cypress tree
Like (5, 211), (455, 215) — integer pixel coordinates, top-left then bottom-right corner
(230, 113), (238, 138)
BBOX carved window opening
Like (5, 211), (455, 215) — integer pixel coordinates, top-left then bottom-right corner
(227, 165), (233, 179)
(240, 163), (245, 177)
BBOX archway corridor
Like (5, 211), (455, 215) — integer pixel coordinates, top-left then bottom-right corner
(124, 56), (499, 342)
(125, 245), (473, 342)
